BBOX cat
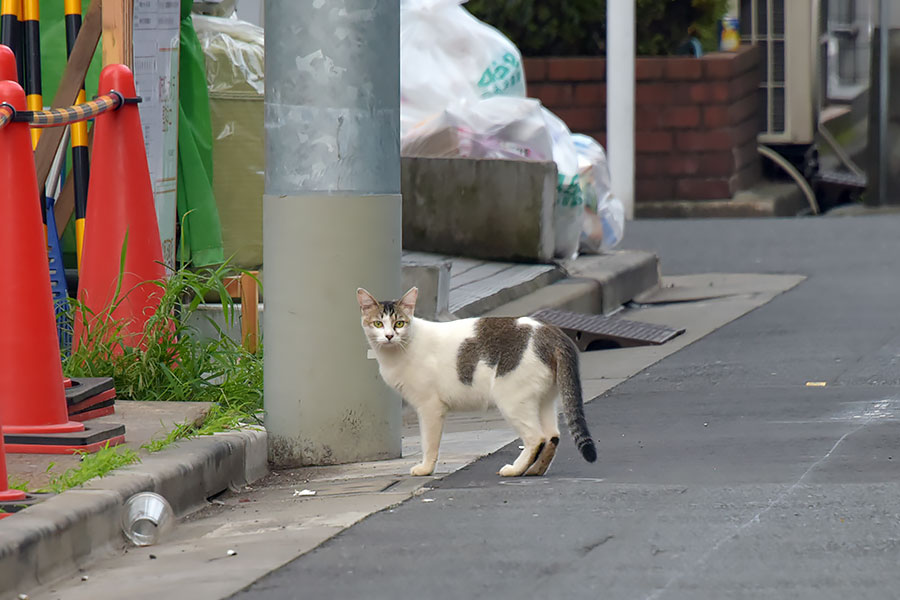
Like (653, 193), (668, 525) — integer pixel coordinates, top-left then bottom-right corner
(357, 286), (596, 477)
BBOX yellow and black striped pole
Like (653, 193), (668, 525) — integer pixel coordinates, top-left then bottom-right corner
(0, 0), (24, 84)
(21, 0), (48, 234)
(21, 0), (40, 148)
(65, 0), (89, 267)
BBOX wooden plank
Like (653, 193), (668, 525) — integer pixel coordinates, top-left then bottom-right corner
(223, 272), (261, 354)
(54, 174), (76, 237)
(101, 0), (132, 67)
(33, 0), (101, 193)
(240, 273), (260, 354)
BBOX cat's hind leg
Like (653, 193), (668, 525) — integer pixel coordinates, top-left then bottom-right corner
(525, 392), (561, 476)
(495, 396), (546, 477)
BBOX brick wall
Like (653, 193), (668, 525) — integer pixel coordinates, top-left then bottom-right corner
(524, 45), (762, 203)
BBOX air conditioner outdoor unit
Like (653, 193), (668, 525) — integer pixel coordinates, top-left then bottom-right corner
(741, 0), (821, 146)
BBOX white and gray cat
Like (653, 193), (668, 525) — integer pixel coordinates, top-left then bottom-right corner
(357, 286), (596, 477)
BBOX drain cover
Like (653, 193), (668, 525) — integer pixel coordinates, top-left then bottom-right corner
(531, 308), (684, 351)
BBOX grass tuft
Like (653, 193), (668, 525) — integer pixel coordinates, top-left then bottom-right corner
(41, 443), (141, 494)
(61, 257), (263, 416)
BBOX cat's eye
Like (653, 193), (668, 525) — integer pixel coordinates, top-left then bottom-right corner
(395, 320), (406, 328)
(373, 321), (383, 328)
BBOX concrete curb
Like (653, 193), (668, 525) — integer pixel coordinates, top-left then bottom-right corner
(568, 250), (661, 313)
(485, 250), (660, 317)
(0, 428), (267, 598)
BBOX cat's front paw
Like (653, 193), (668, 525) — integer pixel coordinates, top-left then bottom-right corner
(498, 464), (521, 477)
(410, 463), (435, 476)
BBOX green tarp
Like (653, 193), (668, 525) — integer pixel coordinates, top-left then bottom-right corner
(177, 0), (224, 266)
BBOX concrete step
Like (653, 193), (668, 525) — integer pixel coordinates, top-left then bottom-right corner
(635, 181), (809, 218)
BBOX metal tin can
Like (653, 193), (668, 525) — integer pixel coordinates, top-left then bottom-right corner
(720, 16), (741, 52)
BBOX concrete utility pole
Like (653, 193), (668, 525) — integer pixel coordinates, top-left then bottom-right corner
(607, 0), (636, 220)
(263, 0), (402, 467)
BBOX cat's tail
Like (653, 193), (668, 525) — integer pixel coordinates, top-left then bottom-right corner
(554, 331), (597, 463)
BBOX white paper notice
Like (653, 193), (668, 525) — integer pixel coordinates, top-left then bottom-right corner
(132, 0), (180, 270)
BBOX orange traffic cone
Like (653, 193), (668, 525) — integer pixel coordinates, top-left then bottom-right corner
(0, 80), (123, 453)
(73, 64), (167, 352)
(0, 44), (14, 81)
(0, 415), (27, 517)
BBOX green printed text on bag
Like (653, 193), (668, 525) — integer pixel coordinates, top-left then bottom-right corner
(556, 174), (584, 208)
(477, 52), (523, 98)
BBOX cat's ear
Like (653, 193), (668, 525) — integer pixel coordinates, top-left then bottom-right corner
(357, 288), (378, 312)
(399, 287), (418, 314)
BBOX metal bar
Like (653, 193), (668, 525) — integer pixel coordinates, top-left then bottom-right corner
(758, 144), (819, 214)
(767, 0), (774, 134)
(606, 0), (635, 220)
(751, 0), (757, 42)
(47, 127), (71, 199)
(877, 0), (890, 204)
(816, 120), (866, 179)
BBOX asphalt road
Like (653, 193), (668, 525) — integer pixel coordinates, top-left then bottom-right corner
(231, 216), (900, 599)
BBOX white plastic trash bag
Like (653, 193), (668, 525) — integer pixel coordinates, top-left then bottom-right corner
(542, 108), (583, 260)
(572, 134), (625, 252)
(401, 96), (551, 161)
(399, 0), (581, 259)
(400, 0), (526, 136)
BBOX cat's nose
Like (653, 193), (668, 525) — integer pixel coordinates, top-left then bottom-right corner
(385, 333), (394, 340)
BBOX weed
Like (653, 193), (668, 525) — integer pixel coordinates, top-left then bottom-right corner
(7, 476), (30, 492)
(141, 405), (262, 454)
(61, 244), (263, 416)
(41, 443), (141, 494)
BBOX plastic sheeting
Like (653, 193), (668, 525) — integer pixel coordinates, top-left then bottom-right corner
(193, 13), (264, 269)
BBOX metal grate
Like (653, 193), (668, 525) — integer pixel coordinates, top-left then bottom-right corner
(531, 308), (685, 352)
